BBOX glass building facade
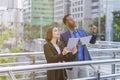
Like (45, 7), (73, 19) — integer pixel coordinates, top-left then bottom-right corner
(23, 0), (54, 26)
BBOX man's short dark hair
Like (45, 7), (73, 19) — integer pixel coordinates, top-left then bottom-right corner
(63, 14), (71, 25)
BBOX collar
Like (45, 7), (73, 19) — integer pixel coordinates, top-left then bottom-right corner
(69, 29), (77, 34)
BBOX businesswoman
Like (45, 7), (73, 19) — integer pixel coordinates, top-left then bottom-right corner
(44, 25), (77, 80)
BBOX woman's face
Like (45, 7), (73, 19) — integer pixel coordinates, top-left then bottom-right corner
(52, 27), (60, 39)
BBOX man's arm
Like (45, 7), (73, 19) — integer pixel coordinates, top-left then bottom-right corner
(90, 25), (97, 44)
(90, 34), (97, 44)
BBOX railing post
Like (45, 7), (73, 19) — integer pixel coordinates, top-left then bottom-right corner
(8, 71), (17, 80)
(90, 64), (101, 80)
(32, 56), (36, 80)
(112, 52), (116, 80)
(96, 70), (100, 80)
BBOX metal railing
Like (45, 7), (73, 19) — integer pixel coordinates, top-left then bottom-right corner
(0, 48), (120, 80)
(0, 48), (120, 66)
(0, 48), (120, 57)
(0, 59), (120, 80)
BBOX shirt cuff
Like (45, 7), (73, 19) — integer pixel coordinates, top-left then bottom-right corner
(92, 34), (96, 37)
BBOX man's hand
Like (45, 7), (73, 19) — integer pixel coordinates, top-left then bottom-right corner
(72, 47), (77, 55)
(91, 25), (97, 33)
(76, 41), (82, 48)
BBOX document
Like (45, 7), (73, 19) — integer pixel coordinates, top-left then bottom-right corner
(80, 36), (92, 45)
(67, 36), (92, 50)
(67, 38), (79, 50)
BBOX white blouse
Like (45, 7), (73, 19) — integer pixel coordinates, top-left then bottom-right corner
(52, 44), (61, 54)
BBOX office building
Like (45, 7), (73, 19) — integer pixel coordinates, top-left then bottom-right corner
(70, 0), (92, 31)
(23, 0), (54, 26)
(54, 0), (70, 25)
(0, 0), (18, 8)
(91, 0), (120, 41)
(0, 0), (22, 27)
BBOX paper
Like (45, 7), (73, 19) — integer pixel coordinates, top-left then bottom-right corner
(67, 38), (79, 50)
(80, 36), (92, 45)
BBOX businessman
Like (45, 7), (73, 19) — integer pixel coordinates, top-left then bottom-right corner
(60, 14), (97, 79)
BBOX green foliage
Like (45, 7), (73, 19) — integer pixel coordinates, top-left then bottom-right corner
(0, 28), (14, 49)
(11, 41), (23, 53)
(23, 24), (40, 42)
(0, 76), (9, 80)
(0, 74), (23, 80)
(93, 15), (106, 34)
(0, 57), (16, 63)
(0, 22), (5, 26)
(11, 47), (20, 53)
(78, 21), (82, 28)
(15, 74), (23, 78)
(0, 27), (23, 80)
(23, 23), (51, 41)
(113, 11), (120, 41)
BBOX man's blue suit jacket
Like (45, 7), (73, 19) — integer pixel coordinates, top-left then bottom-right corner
(60, 28), (96, 61)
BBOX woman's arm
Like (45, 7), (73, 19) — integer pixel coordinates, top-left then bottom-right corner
(44, 44), (64, 63)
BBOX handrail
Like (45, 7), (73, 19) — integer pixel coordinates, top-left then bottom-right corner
(73, 73), (120, 80)
(0, 59), (120, 73)
(0, 48), (120, 57)
(0, 60), (46, 66)
(0, 52), (43, 57)
(96, 41), (120, 44)
(89, 48), (120, 52)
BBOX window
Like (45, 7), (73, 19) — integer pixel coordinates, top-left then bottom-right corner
(78, 1), (80, 5)
(81, 13), (83, 17)
(75, 14), (77, 18)
(78, 7), (80, 11)
(81, 7), (83, 11)
(75, 2), (77, 6)
(33, 16), (39, 19)
(73, 3), (74, 6)
(92, 6), (99, 9)
(81, 0), (83, 4)
(78, 14), (80, 18)
(75, 8), (77, 12)
(92, 0), (98, 2)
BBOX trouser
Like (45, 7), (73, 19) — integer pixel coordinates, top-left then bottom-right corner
(66, 66), (89, 80)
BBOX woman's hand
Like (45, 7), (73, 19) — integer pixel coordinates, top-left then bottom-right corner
(62, 47), (70, 55)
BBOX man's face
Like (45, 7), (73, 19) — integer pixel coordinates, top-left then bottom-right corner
(66, 15), (76, 29)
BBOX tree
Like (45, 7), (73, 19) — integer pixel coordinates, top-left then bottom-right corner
(0, 28), (22, 80)
(113, 11), (120, 41)
(92, 15), (106, 40)
(93, 15), (106, 34)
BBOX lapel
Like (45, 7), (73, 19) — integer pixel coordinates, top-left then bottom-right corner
(76, 28), (86, 37)
(67, 30), (71, 37)
(65, 30), (71, 43)
(49, 42), (60, 54)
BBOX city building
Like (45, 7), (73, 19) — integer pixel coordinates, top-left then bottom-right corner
(0, 0), (22, 27)
(70, 0), (92, 32)
(0, 0), (18, 8)
(54, 0), (70, 25)
(54, 0), (120, 39)
(91, 0), (120, 18)
(91, 0), (120, 41)
(23, 0), (54, 26)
